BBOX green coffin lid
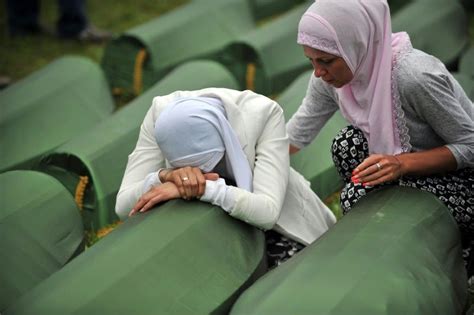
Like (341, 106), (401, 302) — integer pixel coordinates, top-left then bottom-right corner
(0, 56), (114, 172)
(218, 2), (312, 95)
(231, 187), (467, 315)
(38, 60), (239, 231)
(0, 171), (83, 312)
(391, 0), (469, 67)
(387, 0), (413, 14)
(453, 72), (474, 100)
(276, 70), (347, 200)
(101, 0), (254, 95)
(459, 44), (474, 78)
(5, 200), (266, 315)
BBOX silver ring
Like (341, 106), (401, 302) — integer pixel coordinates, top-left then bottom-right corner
(182, 177), (189, 181)
(376, 163), (382, 171)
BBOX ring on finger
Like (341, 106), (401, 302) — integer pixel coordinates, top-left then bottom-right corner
(182, 176), (189, 181)
(376, 163), (382, 171)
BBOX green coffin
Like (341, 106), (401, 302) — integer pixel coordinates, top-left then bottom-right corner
(5, 200), (266, 315)
(38, 60), (239, 231)
(218, 2), (312, 95)
(248, 0), (306, 20)
(387, 0), (413, 14)
(0, 56), (114, 172)
(459, 45), (474, 78)
(0, 171), (83, 312)
(276, 70), (347, 200)
(101, 0), (254, 96)
(453, 73), (474, 100)
(231, 187), (467, 315)
(391, 0), (469, 67)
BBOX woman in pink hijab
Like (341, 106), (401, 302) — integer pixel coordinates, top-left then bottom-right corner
(287, 0), (473, 275)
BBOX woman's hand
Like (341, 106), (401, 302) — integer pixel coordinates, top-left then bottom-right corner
(129, 182), (181, 216)
(160, 167), (219, 200)
(351, 154), (403, 186)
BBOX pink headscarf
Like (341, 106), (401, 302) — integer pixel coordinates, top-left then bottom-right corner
(297, 0), (412, 154)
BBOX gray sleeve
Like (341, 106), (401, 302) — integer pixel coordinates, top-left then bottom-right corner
(286, 75), (339, 149)
(402, 69), (474, 169)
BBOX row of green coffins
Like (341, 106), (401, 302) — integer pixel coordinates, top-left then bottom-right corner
(101, 0), (312, 97)
(2, 55), (473, 233)
(0, 59), (242, 313)
(101, 0), (470, 96)
(0, 170), (266, 315)
(2, 68), (468, 314)
(1, 60), (346, 312)
(2, 0), (472, 177)
(2, 167), (467, 314)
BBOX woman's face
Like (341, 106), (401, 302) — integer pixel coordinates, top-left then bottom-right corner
(303, 45), (353, 88)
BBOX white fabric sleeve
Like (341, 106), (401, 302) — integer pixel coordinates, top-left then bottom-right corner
(198, 96), (290, 231)
(142, 168), (166, 195)
(286, 75), (339, 149)
(200, 179), (236, 213)
(228, 98), (290, 230)
(115, 92), (186, 221)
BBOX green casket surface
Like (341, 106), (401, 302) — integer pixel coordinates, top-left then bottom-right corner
(231, 187), (467, 315)
(248, 0), (306, 20)
(387, 0), (413, 14)
(276, 70), (347, 200)
(391, 0), (469, 67)
(38, 60), (240, 231)
(0, 56), (114, 172)
(218, 2), (311, 95)
(5, 200), (266, 315)
(453, 73), (474, 101)
(0, 171), (84, 312)
(459, 45), (474, 78)
(101, 0), (254, 95)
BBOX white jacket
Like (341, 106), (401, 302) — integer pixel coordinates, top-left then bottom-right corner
(116, 88), (336, 245)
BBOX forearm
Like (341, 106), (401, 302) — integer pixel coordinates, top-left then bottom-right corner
(200, 179), (283, 231)
(353, 146), (458, 187)
(397, 146), (457, 177)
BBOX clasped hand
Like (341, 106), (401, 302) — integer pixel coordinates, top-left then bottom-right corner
(129, 167), (219, 216)
(351, 154), (404, 186)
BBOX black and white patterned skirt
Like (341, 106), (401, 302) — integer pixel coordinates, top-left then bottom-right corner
(331, 125), (474, 275)
(265, 230), (305, 269)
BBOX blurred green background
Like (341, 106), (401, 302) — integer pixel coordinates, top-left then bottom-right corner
(1, 0), (472, 88)
(0, 0), (189, 83)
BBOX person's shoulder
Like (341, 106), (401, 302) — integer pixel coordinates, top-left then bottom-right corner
(395, 49), (451, 91)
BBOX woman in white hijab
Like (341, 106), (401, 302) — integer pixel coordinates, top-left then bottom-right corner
(116, 89), (336, 267)
(287, 0), (473, 274)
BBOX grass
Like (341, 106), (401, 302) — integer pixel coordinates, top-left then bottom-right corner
(0, 0), (189, 82)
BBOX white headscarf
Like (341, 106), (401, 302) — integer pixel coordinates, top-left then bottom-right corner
(297, 0), (412, 154)
(154, 97), (253, 191)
